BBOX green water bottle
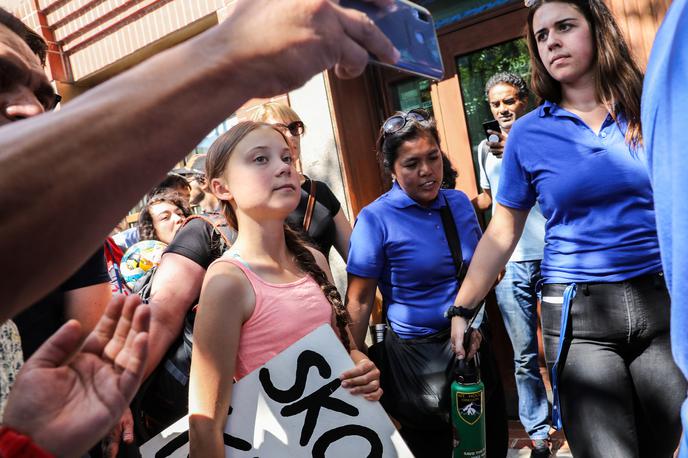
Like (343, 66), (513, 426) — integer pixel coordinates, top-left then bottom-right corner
(451, 328), (486, 457)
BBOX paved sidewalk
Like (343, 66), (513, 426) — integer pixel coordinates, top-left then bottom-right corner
(506, 421), (572, 457)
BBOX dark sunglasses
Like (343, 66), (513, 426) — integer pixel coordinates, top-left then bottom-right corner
(382, 108), (430, 136)
(274, 120), (305, 137)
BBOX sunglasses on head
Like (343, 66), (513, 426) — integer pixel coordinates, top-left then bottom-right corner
(274, 120), (305, 137)
(382, 108), (431, 136)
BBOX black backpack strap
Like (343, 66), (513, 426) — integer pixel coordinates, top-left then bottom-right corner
(439, 193), (467, 283)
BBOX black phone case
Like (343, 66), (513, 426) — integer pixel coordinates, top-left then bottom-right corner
(482, 120), (501, 139)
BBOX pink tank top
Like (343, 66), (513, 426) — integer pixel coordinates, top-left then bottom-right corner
(210, 255), (333, 379)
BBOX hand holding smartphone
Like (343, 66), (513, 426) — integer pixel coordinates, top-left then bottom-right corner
(339, 0), (445, 80)
(482, 119), (501, 143)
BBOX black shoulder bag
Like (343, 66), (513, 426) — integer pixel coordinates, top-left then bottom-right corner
(368, 195), (466, 431)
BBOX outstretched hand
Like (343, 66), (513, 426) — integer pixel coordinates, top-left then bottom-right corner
(3, 294), (150, 458)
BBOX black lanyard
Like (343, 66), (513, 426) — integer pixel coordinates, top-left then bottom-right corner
(439, 194), (467, 284)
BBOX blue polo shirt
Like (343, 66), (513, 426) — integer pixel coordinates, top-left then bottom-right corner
(642, 0), (688, 454)
(347, 182), (482, 339)
(497, 101), (662, 284)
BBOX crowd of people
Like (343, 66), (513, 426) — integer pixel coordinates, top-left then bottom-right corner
(0, 0), (687, 457)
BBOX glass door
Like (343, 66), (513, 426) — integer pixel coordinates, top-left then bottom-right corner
(390, 77), (434, 114)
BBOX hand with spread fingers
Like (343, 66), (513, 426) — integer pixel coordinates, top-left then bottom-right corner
(340, 350), (383, 401)
(3, 294), (150, 458)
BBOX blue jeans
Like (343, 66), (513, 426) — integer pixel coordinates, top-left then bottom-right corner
(542, 273), (685, 458)
(494, 260), (550, 440)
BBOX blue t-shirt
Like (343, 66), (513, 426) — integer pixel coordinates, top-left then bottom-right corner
(497, 101), (662, 284)
(347, 182), (482, 339)
(642, 0), (688, 454)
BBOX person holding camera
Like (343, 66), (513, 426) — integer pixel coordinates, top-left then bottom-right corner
(450, 1), (685, 456)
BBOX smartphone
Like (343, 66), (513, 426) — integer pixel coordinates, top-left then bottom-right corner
(482, 119), (501, 142)
(340, 0), (445, 80)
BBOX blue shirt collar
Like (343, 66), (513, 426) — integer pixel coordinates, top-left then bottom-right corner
(538, 100), (620, 127)
(538, 100), (561, 118)
(387, 181), (445, 210)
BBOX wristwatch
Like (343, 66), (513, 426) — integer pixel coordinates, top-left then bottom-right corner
(444, 305), (476, 320)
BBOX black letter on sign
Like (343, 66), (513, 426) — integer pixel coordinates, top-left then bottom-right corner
(153, 430), (253, 457)
(259, 350), (331, 403)
(155, 431), (189, 458)
(281, 378), (359, 446)
(223, 433), (253, 451)
(312, 425), (383, 458)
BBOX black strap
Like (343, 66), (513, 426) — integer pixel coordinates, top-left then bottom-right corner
(440, 194), (467, 284)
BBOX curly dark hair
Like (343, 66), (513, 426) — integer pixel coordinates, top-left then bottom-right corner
(137, 190), (192, 242)
(441, 153), (458, 189)
(485, 72), (529, 101)
(0, 8), (47, 65)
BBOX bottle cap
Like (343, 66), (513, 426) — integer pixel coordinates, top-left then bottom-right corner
(453, 358), (480, 384)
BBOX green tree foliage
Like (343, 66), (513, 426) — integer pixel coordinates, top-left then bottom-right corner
(458, 38), (531, 138)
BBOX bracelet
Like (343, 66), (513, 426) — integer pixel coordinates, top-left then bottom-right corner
(444, 305), (476, 320)
(0, 427), (54, 458)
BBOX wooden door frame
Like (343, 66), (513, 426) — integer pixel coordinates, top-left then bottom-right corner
(325, 2), (529, 215)
(374, 3), (529, 199)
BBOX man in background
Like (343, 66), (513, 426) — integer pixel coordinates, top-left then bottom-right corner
(472, 72), (551, 458)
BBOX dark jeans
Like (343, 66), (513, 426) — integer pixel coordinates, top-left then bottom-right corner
(541, 272), (686, 458)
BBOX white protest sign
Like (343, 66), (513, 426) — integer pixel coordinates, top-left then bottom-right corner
(140, 324), (413, 457)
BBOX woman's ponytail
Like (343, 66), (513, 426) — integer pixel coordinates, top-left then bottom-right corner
(284, 225), (352, 351)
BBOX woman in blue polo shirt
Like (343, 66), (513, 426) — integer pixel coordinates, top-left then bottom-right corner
(450, 1), (686, 457)
(346, 111), (507, 456)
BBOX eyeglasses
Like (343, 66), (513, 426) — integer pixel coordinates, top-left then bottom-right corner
(382, 109), (431, 136)
(273, 120), (305, 137)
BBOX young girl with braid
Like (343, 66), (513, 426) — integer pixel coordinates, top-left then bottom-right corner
(188, 121), (381, 457)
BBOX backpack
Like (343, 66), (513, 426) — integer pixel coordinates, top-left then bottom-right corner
(132, 213), (235, 440)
